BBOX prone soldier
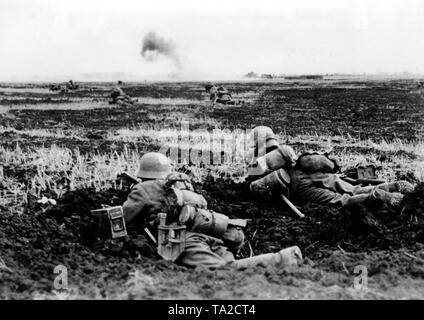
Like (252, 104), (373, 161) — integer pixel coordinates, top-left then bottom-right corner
(109, 81), (135, 106)
(204, 84), (244, 106)
(246, 126), (415, 212)
(121, 152), (302, 269)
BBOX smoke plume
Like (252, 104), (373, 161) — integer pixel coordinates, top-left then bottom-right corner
(141, 31), (182, 70)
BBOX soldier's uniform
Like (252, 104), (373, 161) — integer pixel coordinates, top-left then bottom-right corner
(122, 179), (244, 268)
(208, 85), (219, 103)
(123, 151), (303, 269)
(289, 168), (407, 208)
(246, 126), (414, 209)
(207, 85), (240, 105)
(110, 84), (133, 105)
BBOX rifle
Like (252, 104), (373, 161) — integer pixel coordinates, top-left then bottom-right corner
(117, 172), (139, 186)
(341, 176), (385, 186)
(280, 194), (305, 218)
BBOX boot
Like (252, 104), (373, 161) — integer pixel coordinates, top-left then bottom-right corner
(372, 189), (404, 207)
(233, 246), (302, 270)
(343, 194), (371, 207)
(395, 181), (415, 194)
(375, 181), (414, 194)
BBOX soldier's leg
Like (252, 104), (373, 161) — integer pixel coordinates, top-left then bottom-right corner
(293, 176), (404, 208)
(333, 188), (404, 208)
(351, 185), (374, 195)
(232, 246), (302, 270)
(178, 232), (235, 269)
(352, 181), (414, 195)
(295, 183), (344, 205)
(334, 193), (371, 207)
(375, 181), (414, 194)
(290, 171), (344, 206)
(221, 226), (245, 255)
(369, 188), (404, 206)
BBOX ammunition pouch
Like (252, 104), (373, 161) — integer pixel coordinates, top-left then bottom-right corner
(247, 146), (297, 177)
(249, 168), (291, 197)
(297, 152), (339, 173)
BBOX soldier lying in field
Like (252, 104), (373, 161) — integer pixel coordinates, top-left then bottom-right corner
(120, 152), (302, 269)
(109, 81), (135, 106)
(204, 84), (244, 106)
(247, 126), (415, 211)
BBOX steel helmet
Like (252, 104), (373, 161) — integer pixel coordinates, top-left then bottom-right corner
(136, 152), (172, 180)
(249, 126), (279, 158)
(204, 83), (215, 91)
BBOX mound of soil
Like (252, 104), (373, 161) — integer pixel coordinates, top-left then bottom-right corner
(196, 179), (424, 257)
(0, 188), (159, 299)
(1, 180), (424, 298)
(36, 180), (424, 257)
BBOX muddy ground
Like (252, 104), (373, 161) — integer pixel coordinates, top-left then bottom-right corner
(1, 79), (424, 299)
(1, 179), (424, 299)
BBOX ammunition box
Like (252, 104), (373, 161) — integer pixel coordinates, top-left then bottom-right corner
(357, 165), (377, 179)
(90, 206), (127, 239)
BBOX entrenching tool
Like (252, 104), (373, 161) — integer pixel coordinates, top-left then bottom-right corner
(157, 212), (186, 261)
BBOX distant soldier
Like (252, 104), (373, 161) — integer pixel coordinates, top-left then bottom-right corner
(109, 81), (134, 106)
(204, 83), (244, 106)
(49, 84), (62, 92)
(66, 80), (78, 91)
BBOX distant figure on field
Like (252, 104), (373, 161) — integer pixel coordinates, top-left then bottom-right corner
(204, 83), (244, 106)
(49, 80), (78, 93)
(109, 81), (135, 106)
(49, 84), (62, 92)
(66, 80), (79, 90)
(62, 80), (79, 93)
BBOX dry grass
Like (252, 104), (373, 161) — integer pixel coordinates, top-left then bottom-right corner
(0, 126), (87, 140)
(0, 87), (53, 94)
(0, 101), (109, 112)
(2, 82), (424, 300)
(0, 126), (422, 211)
(137, 97), (205, 105)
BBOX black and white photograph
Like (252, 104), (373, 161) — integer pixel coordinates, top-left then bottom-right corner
(0, 0), (424, 304)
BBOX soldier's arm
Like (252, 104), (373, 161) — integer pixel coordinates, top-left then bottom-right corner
(122, 184), (147, 224)
(210, 93), (218, 103)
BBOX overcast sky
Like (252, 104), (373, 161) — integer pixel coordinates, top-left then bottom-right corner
(1, 0), (424, 81)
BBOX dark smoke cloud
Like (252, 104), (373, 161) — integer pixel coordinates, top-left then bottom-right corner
(141, 31), (182, 69)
